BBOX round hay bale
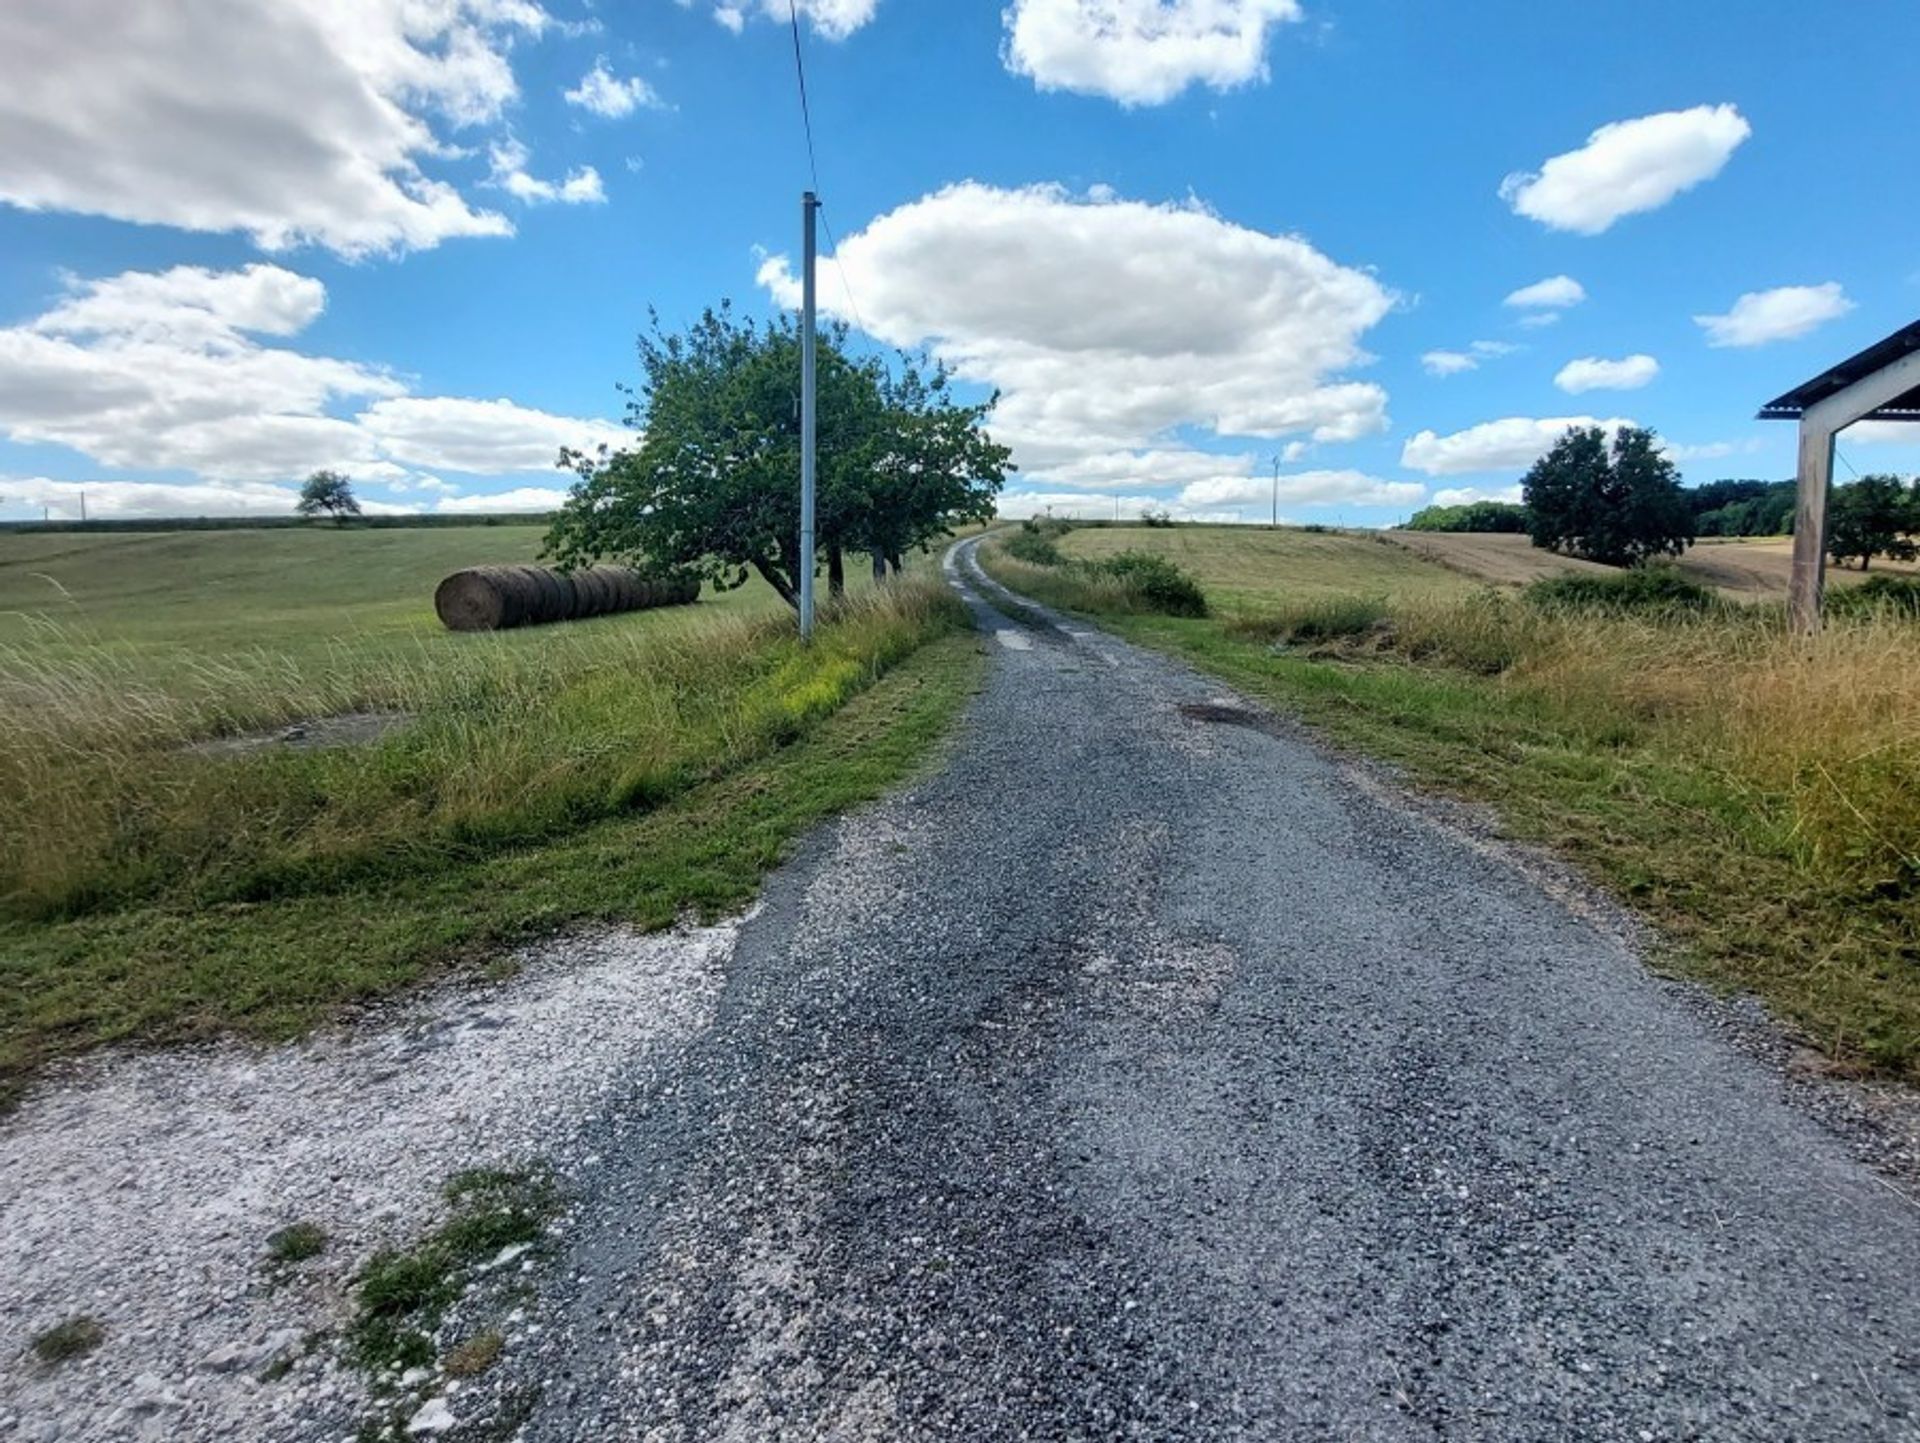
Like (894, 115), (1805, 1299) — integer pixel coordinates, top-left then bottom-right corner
(498, 566), (545, 629)
(529, 566), (570, 624)
(577, 568), (613, 618)
(435, 568), (510, 632)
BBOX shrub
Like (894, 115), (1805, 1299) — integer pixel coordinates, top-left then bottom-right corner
(1088, 551), (1209, 617)
(1830, 573), (1920, 619)
(1232, 595), (1388, 645)
(1525, 566), (1714, 615)
(1001, 528), (1064, 566)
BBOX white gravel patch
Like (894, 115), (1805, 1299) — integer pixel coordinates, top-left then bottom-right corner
(0, 918), (741, 1443)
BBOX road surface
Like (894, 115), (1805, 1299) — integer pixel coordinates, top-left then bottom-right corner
(516, 536), (1920, 1441)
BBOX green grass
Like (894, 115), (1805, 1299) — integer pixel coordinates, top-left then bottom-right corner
(266, 1221), (329, 1265)
(31, 1316), (105, 1365)
(983, 525), (1920, 1079)
(1056, 523), (1472, 615)
(350, 1167), (557, 1374)
(0, 527), (985, 1107)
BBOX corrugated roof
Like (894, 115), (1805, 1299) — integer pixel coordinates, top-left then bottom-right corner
(1757, 316), (1920, 421)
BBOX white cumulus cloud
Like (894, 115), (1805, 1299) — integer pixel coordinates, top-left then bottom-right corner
(699, 0), (879, 40)
(0, 263), (626, 486)
(1422, 350), (1477, 377)
(435, 486), (570, 513)
(758, 182), (1394, 483)
(360, 397), (626, 473)
(1500, 104), (1751, 235)
(0, 0), (562, 256)
(1694, 283), (1854, 348)
(1002, 0), (1303, 106)
(1180, 468), (1425, 510)
(488, 141), (605, 205)
(1430, 484), (1524, 507)
(1504, 275), (1586, 310)
(1401, 415), (1636, 476)
(1554, 354), (1660, 394)
(564, 59), (662, 118)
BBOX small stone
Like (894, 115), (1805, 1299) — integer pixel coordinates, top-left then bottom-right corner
(406, 1397), (456, 1435)
(203, 1342), (258, 1374)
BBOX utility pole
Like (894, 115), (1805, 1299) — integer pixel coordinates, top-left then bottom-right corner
(80, 488), (88, 524)
(1270, 454), (1280, 529)
(799, 190), (818, 643)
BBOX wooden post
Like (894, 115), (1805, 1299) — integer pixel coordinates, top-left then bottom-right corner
(1787, 419), (1833, 635)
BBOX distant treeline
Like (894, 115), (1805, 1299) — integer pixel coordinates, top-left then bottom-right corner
(1405, 479), (1798, 537)
(0, 513), (554, 536)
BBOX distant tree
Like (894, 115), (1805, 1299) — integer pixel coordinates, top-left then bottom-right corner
(1826, 474), (1919, 571)
(1139, 505), (1174, 528)
(545, 304), (1010, 607)
(1523, 426), (1693, 566)
(297, 470), (360, 524)
(1403, 500), (1529, 533)
(1688, 478), (1796, 537)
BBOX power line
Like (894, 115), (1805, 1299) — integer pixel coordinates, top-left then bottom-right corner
(818, 211), (870, 338)
(784, 2), (871, 341)
(786, 1), (821, 196)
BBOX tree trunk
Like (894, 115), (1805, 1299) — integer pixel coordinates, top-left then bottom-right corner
(751, 556), (798, 611)
(827, 545), (846, 597)
(887, 552), (903, 576)
(872, 551), (888, 583)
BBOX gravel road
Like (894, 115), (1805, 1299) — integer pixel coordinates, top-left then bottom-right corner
(497, 538), (1920, 1441)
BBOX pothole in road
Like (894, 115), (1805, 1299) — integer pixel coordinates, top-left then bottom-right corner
(1177, 700), (1294, 740)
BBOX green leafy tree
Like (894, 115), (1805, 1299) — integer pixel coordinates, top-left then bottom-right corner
(1523, 425), (1693, 566)
(545, 304), (1010, 607)
(296, 470), (360, 523)
(1403, 500), (1529, 533)
(1826, 474), (1919, 571)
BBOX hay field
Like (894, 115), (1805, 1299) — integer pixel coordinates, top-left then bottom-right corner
(1383, 530), (1920, 597)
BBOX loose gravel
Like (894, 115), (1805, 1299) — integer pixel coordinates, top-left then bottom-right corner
(0, 920), (739, 1442)
(498, 538), (1920, 1441)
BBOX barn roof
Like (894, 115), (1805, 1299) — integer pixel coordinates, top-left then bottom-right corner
(1757, 317), (1920, 421)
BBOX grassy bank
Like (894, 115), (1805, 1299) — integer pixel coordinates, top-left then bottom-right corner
(0, 528), (982, 1105)
(982, 526), (1920, 1078)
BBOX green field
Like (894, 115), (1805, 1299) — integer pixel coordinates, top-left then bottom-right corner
(984, 523), (1920, 1079)
(0, 526), (981, 1106)
(0, 525), (790, 671)
(1057, 524), (1470, 612)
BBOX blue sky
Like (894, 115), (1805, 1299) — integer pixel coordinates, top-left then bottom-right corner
(2, 0), (1916, 526)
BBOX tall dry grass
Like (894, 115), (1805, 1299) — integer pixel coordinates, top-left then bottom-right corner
(0, 578), (966, 920)
(1249, 589), (1920, 902)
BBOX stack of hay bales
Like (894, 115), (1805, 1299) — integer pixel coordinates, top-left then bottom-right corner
(434, 565), (700, 632)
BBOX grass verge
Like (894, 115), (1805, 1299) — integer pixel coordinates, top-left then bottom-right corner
(0, 623), (985, 1108)
(981, 537), (1920, 1079)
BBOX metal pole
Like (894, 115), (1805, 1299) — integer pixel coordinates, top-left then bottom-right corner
(1271, 454), (1280, 528)
(799, 191), (818, 642)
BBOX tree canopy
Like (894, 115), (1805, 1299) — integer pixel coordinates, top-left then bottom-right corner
(1403, 500), (1529, 533)
(545, 305), (1011, 607)
(1827, 474), (1919, 571)
(296, 470), (360, 523)
(1522, 425), (1693, 566)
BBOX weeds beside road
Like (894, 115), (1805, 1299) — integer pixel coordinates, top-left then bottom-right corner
(0, 527), (982, 1107)
(982, 525), (1920, 1078)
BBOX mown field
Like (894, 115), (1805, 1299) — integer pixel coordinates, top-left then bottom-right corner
(0, 526), (982, 1106)
(989, 523), (1920, 1079)
(1386, 529), (1920, 597)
